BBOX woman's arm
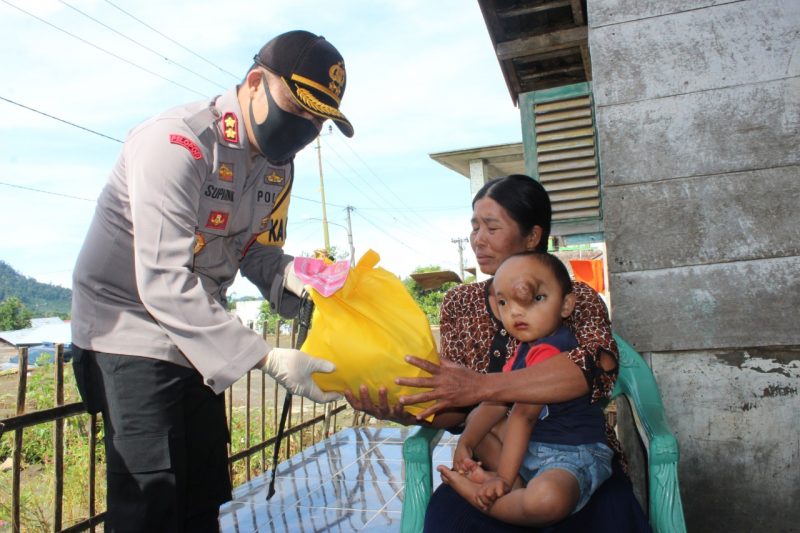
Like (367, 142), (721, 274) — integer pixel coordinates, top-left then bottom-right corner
(397, 353), (588, 420)
(397, 283), (620, 419)
(564, 282), (619, 402)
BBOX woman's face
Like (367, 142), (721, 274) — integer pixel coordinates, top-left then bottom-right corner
(470, 197), (538, 275)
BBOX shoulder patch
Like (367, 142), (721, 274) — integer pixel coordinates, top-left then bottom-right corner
(169, 134), (203, 160)
(222, 112), (239, 143)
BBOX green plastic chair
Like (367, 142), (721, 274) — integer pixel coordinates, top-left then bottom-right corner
(400, 333), (686, 533)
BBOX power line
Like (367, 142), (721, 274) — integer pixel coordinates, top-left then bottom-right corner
(0, 181), (96, 202)
(355, 204), (467, 212)
(103, 0), (240, 81)
(322, 138), (442, 234)
(57, 0), (228, 91)
(323, 140), (398, 211)
(331, 134), (437, 230)
(321, 140), (453, 244)
(352, 209), (428, 258)
(289, 193), (347, 209)
(0, 95), (123, 143)
(317, 150), (374, 201)
(1, 0), (209, 98)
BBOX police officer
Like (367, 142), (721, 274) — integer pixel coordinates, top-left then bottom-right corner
(70, 30), (352, 531)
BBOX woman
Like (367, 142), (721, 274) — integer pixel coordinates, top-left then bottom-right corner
(346, 175), (648, 532)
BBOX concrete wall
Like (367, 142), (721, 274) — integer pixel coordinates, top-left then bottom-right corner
(588, 0), (800, 531)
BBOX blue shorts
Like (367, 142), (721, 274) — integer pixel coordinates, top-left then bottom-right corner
(519, 441), (614, 514)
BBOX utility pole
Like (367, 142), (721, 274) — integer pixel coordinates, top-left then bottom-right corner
(451, 237), (468, 281)
(315, 135), (331, 252)
(345, 206), (356, 265)
(316, 133), (332, 433)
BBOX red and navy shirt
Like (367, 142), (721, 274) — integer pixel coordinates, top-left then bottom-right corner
(507, 325), (608, 445)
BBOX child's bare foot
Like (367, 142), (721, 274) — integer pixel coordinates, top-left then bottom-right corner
(438, 466), (489, 511)
(463, 462), (493, 484)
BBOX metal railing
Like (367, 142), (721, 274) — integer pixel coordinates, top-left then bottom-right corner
(0, 317), (352, 533)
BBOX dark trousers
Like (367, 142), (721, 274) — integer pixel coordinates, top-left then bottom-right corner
(423, 462), (651, 533)
(73, 348), (232, 532)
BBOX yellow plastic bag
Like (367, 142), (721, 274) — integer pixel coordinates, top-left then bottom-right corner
(302, 249), (439, 419)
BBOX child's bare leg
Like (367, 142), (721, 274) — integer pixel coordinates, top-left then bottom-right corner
(485, 469), (580, 527)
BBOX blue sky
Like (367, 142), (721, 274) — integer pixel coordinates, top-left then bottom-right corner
(0, 0), (522, 298)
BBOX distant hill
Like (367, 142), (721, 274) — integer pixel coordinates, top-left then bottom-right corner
(0, 261), (72, 318)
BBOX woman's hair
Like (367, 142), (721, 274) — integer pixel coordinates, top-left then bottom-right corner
(472, 174), (551, 252)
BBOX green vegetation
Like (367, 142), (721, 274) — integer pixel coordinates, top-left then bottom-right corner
(0, 362), (335, 532)
(0, 261), (71, 319)
(257, 301), (285, 334)
(0, 364), (104, 530)
(403, 265), (466, 325)
(0, 296), (32, 331)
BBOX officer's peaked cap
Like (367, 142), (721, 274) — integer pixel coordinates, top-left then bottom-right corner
(254, 30), (353, 138)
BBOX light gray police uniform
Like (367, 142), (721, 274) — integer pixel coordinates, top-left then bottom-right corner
(71, 87), (298, 394)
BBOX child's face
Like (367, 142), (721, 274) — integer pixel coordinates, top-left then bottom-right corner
(493, 255), (576, 343)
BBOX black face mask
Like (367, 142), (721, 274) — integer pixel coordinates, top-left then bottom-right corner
(249, 75), (319, 163)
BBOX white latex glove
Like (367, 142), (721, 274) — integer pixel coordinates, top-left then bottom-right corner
(261, 348), (341, 403)
(283, 261), (307, 297)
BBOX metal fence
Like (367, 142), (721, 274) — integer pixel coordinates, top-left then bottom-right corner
(0, 318), (352, 533)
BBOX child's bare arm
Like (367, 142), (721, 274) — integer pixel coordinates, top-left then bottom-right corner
(495, 402), (543, 486)
(455, 401), (509, 471)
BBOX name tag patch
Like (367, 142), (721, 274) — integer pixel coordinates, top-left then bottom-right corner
(205, 185), (234, 202)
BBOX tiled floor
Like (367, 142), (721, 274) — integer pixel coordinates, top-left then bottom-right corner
(219, 426), (458, 533)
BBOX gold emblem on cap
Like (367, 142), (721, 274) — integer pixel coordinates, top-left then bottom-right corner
(328, 62), (345, 98)
(290, 74), (340, 105)
(295, 87), (346, 119)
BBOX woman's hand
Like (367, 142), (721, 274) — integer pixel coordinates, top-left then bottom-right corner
(396, 356), (485, 419)
(343, 384), (418, 425)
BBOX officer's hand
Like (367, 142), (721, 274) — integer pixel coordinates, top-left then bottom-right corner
(260, 348), (340, 403)
(283, 261), (307, 297)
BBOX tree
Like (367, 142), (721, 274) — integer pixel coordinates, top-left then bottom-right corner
(257, 301), (284, 335)
(0, 296), (33, 330)
(298, 245), (349, 262)
(403, 265), (460, 326)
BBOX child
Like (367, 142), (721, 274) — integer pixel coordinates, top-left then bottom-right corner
(438, 251), (614, 527)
